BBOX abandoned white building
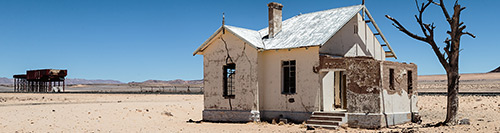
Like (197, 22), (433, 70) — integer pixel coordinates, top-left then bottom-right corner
(193, 2), (418, 129)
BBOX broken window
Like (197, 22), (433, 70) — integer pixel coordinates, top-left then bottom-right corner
(223, 63), (235, 98)
(407, 70), (413, 93)
(389, 68), (395, 90)
(282, 60), (296, 94)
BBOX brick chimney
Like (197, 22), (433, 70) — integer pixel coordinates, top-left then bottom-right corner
(267, 2), (283, 38)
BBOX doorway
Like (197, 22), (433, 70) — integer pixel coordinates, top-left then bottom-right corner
(321, 70), (347, 112)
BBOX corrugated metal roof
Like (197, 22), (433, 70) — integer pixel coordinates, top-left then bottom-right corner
(224, 25), (265, 49)
(194, 4), (385, 55)
(259, 5), (364, 49)
(217, 5), (364, 50)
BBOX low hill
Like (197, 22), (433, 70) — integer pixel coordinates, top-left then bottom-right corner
(490, 66), (500, 73)
(128, 79), (203, 87)
(418, 72), (500, 92)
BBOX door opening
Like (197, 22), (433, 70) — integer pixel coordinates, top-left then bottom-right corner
(334, 71), (347, 109)
(321, 70), (347, 112)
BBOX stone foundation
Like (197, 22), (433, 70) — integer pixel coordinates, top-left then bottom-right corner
(347, 112), (412, 128)
(260, 110), (312, 123)
(203, 110), (255, 122)
(203, 110), (311, 123)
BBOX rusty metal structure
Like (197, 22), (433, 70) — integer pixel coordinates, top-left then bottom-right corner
(13, 69), (67, 92)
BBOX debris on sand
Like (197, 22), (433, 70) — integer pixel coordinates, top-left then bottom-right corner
(459, 119), (470, 125)
(161, 111), (173, 116)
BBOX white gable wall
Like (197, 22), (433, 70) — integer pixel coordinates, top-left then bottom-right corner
(319, 13), (385, 60)
(202, 30), (259, 111)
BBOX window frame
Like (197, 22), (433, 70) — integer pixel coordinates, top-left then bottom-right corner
(223, 63), (236, 99)
(407, 70), (413, 93)
(281, 60), (296, 95)
(389, 68), (395, 90)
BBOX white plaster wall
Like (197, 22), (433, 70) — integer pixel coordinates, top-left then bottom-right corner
(381, 89), (411, 114)
(202, 30), (259, 111)
(320, 13), (385, 60)
(257, 47), (320, 112)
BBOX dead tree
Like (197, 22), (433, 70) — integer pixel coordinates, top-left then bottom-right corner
(385, 0), (475, 125)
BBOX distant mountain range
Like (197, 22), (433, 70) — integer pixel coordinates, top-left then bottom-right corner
(0, 77), (202, 86)
(129, 79), (203, 86)
(490, 66), (500, 73)
(65, 78), (123, 85)
(142, 79), (202, 85)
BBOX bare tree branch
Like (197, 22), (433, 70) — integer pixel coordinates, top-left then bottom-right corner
(415, 0), (433, 37)
(390, 0), (475, 125)
(385, 14), (450, 70)
(462, 32), (476, 38)
(385, 15), (426, 42)
(458, 25), (466, 32)
(437, 0), (452, 22)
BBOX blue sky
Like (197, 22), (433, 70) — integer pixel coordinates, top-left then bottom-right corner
(0, 0), (497, 82)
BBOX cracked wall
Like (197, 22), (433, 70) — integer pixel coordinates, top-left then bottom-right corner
(319, 56), (418, 128)
(319, 56), (382, 113)
(202, 30), (259, 111)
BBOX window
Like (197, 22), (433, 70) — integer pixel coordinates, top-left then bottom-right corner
(407, 70), (413, 93)
(282, 60), (296, 94)
(223, 64), (235, 98)
(354, 24), (358, 34)
(389, 68), (395, 90)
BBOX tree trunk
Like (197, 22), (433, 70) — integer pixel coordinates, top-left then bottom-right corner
(444, 69), (459, 124)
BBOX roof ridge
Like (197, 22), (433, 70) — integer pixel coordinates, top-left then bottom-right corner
(258, 4), (364, 32)
(296, 4), (364, 16)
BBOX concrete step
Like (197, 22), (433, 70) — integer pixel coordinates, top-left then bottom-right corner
(312, 111), (345, 117)
(309, 115), (342, 121)
(305, 120), (339, 126)
(307, 111), (347, 130)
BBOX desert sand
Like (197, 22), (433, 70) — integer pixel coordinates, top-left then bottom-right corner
(0, 93), (499, 132)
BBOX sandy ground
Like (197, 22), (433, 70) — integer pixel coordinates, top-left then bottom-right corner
(0, 93), (499, 132)
(0, 93), (300, 132)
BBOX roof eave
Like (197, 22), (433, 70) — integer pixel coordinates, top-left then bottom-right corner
(263, 45), (320, 51)
(363, 7), (397, 59)
(193, 26), (223, 56)
(193, 25), (263, 56)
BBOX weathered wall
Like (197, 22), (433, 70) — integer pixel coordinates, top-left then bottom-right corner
(319, 56), (382, 113)
(202, 30), (259, 112)
(319, 13), (385, 60)
(257, 47), (320, 113)
(381, 61), (418, 115)
(319, 56), (418, 128)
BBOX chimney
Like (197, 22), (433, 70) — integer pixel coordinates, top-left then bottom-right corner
(267, 2), (283, 38)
